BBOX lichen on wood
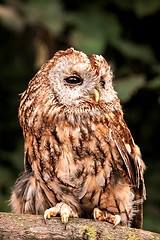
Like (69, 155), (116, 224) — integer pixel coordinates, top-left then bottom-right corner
(0, 212), (160, 240)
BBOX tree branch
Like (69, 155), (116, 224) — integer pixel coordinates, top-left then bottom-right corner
(0, 212), (159, 240)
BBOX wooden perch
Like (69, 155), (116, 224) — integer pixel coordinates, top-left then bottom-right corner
(0, 212), (159, 240)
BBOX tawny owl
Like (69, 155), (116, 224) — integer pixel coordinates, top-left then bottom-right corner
(10, 48), (146, 229)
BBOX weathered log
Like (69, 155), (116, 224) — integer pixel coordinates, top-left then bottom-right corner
(0, 212), (159, 239)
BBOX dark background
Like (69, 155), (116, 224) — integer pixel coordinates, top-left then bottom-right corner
(0, 0), (160, 233)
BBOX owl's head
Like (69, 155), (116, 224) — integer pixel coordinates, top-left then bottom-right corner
(42, 48), (118, 106)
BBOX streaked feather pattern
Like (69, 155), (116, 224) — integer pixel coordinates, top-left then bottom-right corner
(10, 48), (146, 228)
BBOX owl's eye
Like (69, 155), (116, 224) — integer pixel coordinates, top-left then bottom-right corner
(64, 76), (82, 86)
(100, 78), (105, 88)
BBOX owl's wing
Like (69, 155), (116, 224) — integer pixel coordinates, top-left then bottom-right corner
(107, 111), (146, 228)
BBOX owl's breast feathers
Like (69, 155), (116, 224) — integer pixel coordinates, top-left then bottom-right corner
(20, 96), (146, 211)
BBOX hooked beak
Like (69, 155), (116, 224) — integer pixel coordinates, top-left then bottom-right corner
(93, 89), (100, 102)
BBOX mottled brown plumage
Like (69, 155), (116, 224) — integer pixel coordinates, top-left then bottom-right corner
(10, 48), (146, 228)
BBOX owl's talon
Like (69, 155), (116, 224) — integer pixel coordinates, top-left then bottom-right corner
(107, 214), (121, 227)
(61, 212), (69, 224)
(44, 207), (56, 221)
(44, 202), (78, 225)
(44, 209), (49, 220)
(93, 208), (104, 221)
(60, 203), (76, 225)
(113, 215), (121, 227)
(93, 208), (121, 227)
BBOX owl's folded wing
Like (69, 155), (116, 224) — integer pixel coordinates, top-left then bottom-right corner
(107, 111), (146, 228)
(107, 111), (145, 193)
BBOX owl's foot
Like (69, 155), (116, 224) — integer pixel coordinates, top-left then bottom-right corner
(93, 208), (121, 227)
(44, 202), (78, 226)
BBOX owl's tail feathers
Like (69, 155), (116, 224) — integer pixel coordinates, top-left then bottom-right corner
(132, 178), (146, 229)
(10, 171), (52, 215)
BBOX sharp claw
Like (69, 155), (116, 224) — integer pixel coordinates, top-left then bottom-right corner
(44, 211), (47, 224)
(93, 208), (103, 221)
(61, 212), (69, 224)
(61, 213), (68, 230)
(44, 210), (50, 221)
(93, 208), (97, 220)
(113, 215), (121, 228)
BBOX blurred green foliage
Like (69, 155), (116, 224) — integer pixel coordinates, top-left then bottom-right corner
(0, 0), (160, 233)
